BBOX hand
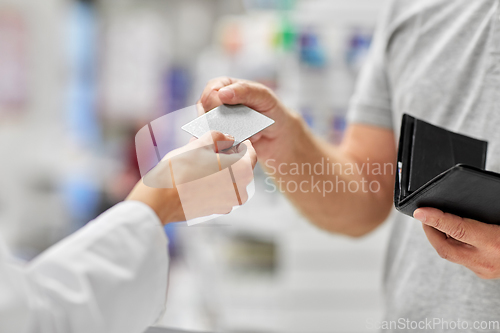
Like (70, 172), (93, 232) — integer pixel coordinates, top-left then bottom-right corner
(127, 131), (257, 225)
(414, 207), (500, 279)
(199, 77), (299, 161)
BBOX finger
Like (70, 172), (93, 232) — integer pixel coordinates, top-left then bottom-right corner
(240, 140), (257, 169)
(192, 131), (235, 152)
(195, 102), (206, 117)
(217, 143), (256, 171)
(422, 224), (472, 264)
(422, 224), (496, 278)
(218, 146), (246, 169)
(217, 80), (278, 114)
(249, 132), (263, 144)
(200, 77), (235, 112)
(422, 224), (473, 264)
(414, 208), (486, 246)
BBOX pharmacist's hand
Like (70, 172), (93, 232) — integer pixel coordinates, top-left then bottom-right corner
(199, 77), (298, 161)
(127, 131), (257, 224)
(415, 207), (500, 279)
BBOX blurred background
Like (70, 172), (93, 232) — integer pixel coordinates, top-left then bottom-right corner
(0, 0), (393, 332)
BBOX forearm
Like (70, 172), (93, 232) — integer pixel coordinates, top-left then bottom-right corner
(262, 114), (395, 237)
(197, 77), (396, 236)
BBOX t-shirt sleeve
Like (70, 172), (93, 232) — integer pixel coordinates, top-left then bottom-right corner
(347, 0), (395, 130)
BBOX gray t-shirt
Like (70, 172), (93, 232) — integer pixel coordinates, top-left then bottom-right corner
(348, 0), (500, 331)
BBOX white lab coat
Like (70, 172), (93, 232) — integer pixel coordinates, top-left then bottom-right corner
(0, 201), (169, 333)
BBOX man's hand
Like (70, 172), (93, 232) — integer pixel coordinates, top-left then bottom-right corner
(199, 77), (396, 237)
(199, 77), (298, 161)
(415, 207), (500, 279)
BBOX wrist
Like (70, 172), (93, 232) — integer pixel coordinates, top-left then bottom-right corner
(126, 184), (185, 225)
(153, 188), (186, 225)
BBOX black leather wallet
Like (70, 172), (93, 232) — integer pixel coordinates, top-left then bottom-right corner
(394, 114), (500, 225)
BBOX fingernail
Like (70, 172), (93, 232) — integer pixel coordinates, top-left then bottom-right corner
(223, 133), (235, 140)
(413, 210), (427, 223)
(219, 87), (235, 100)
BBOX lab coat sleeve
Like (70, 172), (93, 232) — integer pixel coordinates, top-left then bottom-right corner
(0, 201), (169, 333)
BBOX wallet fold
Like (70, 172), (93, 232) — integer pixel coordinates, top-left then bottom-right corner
(394, 114), (500, 225)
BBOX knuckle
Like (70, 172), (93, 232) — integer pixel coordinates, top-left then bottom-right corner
(238, 81), (251, 93)
(220, 76), (233, 83)
(436, 246), (451, 261)
(259, 84), (273, 95)
(433, 217), (444, 230)
(449, 223), (467, 240)
(259, 85), (277, 102)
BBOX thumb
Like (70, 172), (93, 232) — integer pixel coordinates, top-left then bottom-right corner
(218, 81), (278, 114)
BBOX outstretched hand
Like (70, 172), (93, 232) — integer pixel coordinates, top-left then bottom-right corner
(127, 131), (257, 224)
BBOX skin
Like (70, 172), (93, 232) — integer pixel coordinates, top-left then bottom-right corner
(127, 130), (257, 225)
(199, 77), (396, 237)
(415, 208), (500, 280)
(199, 77), (500, 279)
